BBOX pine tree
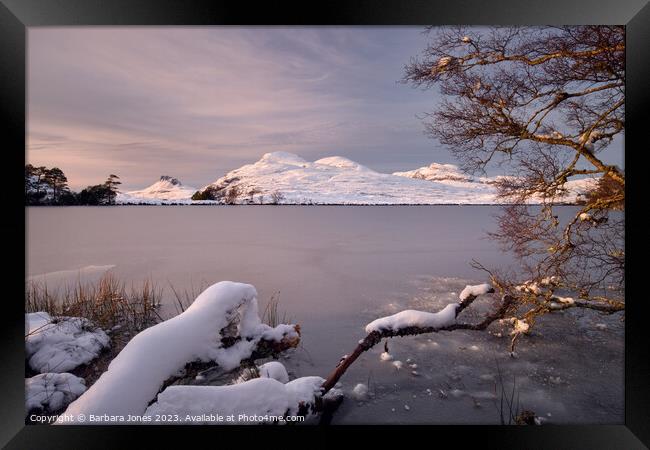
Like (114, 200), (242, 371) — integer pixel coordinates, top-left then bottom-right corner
(43, 167), (69, 204)
(104, 174), (121, 205)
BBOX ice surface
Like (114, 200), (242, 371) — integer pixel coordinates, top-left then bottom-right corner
(352, 383), (369, 400)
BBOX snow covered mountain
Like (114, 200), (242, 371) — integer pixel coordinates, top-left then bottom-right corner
(115, 153), (596, 205)
(197, 152), (499, 204)
(117, 176), (197, 204)
(395, 161), (598, 203)
(393, 162), (475, 183)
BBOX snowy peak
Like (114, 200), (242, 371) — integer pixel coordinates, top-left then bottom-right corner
(116, 152), (597, 205)
(136, 176), (193, 193)
(314, 156), (372, 172)
(117, 175), (197, 203)
(158, 175), (182, 186)
(393, 162), (473, 183)
(199, 152), (498, 204)
(259, 152), (308, 166)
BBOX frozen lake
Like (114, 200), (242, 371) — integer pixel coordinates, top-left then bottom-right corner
(26, 206), (623, 424)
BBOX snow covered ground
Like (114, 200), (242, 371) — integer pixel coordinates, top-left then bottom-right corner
(59, 281), (307, 423)
(115, 152), (595, 205)
(26, 373), (86, 416)
(145, 376), (324, 424)
(26, 312), (110, 373)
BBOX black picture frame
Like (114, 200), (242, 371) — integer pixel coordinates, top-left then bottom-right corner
(1, 0), (648, 447)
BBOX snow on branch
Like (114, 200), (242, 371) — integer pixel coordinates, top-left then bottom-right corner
(459, 283), (493, 301)
(322, 283), (500, 393)
(547, 296), (624, 313)
(364, 304), (459, 334)
(59, 282), (301, 423)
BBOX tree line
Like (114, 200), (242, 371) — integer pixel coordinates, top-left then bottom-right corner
(25, 164), (121, 206)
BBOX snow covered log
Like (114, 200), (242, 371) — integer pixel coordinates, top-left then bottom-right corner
(59, 281), (300, 423)
(322, 284), (505, 393)
(145, 376), (325, 424)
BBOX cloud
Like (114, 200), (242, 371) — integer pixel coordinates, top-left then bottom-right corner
(27, 27), (623, 191)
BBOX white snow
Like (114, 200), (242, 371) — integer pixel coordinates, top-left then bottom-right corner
(112, 152), (598, 205)
(392, 360), (404, 370)
(352, 383), (369, 400)
(540, 276), (558, 286)
(459, 283), (493, 301)
(516, 281), (543, 295)
(59, 281), (299, 422)
(511, 318), (530, 335)
(549, 296), (575, 309)
(144, 376), (324, 424)
(394, 162), (473, 183)
(197, 152), (499, 205)
(258, 361), (289, 384)
(26, 373), (86, 415)
(26, 312), (110, 373)
(365, 304), (459, 333)
(579, 130), (605, 151)
(117, 176), (196, 204)
(437, 56), (453, 68)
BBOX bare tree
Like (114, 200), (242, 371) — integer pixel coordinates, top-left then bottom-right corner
(224, 185), (242, 205)
(247, 187), (262, 204)
(270, 191), (285, 204)
(402, 26), (625, 339)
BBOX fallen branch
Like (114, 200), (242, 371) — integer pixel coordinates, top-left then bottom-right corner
(157, 326), (301, 395)
(59, 282), (302, 423)
(321, 286), (512, 394)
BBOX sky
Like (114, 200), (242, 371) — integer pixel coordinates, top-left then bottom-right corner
(27, 27), (624, 191)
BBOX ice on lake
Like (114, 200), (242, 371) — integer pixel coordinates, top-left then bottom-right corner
(26, 206), (623, 424)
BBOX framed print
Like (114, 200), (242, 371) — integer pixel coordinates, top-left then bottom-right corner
(1, 0), (648, 447)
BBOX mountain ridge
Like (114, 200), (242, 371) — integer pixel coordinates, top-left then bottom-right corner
(116, 152), (596, 205)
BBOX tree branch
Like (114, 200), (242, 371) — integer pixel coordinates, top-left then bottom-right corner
(320, 290), (513, 394)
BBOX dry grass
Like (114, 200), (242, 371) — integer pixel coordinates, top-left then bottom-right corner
(261, 291), (291, 328)
(168, 280), (208, 315)
(27, 274), (292, 332)
(26, 272), (163, 333)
